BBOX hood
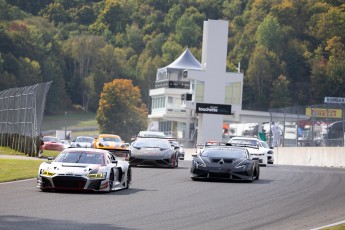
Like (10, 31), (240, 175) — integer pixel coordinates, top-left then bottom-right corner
(43, 162), (102, 175)
(200, 156), (244, 165)
(97, 141), (126, 149)
(131, 147), (173, 157)
(74, 142), (92, 148)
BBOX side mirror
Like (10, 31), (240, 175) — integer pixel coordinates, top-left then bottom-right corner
(252, 157), (259, 161)
(191, 153), (198, 157)
(270, 146), (274, 149)
(47, 156), (54, 161)
(111, 160), (118, 164)
(174, 146), (180, 150)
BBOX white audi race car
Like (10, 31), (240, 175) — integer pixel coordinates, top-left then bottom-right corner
(37, 148), (131, 192)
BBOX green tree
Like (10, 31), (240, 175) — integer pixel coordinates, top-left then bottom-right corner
(161, 37), (183, 64)
(270, 75), (291, 108)
(41, 3), (69, 25)
(256, 15), (284, 54)
(75, 5), (96, 25)
(245, 45), (275, 110)
(96, 79), (148, 141)
(63, 35), (106, 110)
(175, 8), (203, 47)
(125, 23), (144, 53)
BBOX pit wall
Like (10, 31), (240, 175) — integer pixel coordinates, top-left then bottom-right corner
(273, 147), (345, 168)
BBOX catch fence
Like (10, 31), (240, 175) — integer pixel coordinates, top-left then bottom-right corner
(0, 82), (51, 156)
(268, 104), (345, 147)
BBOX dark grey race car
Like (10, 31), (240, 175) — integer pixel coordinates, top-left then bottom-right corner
(128, 137), (179, 168)
(190, 144), (260, 182)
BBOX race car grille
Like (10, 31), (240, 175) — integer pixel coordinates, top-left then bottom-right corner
(41, 177), (53, 188)
(53, 176), (87, 189)
(211, 158), (233, 163)
(129, 157), (171, 167)
(208, 172), (230, 179)
(87, 181), (102, 190)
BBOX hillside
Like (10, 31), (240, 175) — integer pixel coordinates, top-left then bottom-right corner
(0, 0), (344, 114)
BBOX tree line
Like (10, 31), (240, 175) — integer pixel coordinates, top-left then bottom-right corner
(0, 0), (344, 115)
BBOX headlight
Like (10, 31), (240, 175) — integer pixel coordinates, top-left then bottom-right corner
(41, 169), (55, 177)
(235, 164), (247, 171)
(194, 158), (206, 167)
(88, 172), (107, 179)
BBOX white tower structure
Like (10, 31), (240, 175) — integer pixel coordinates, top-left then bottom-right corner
(186, 20), (243, 144)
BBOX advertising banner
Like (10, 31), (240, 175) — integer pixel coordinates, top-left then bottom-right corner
(196, 103), (231, 115)
(305, 108), (342, 118)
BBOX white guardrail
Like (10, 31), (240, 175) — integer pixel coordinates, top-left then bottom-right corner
(273, 147), (345, 168)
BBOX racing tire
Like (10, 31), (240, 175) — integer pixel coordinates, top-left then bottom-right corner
(175, 157), (179, 168)
(255, 166), (260, 180)
(125, 166), (132, 189)
(108, 170), (114, 192)
(249, 166), (257, 182)
(170, 155), (177, 168)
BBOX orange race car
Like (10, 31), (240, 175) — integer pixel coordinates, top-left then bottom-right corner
(92, 134), (129, 159)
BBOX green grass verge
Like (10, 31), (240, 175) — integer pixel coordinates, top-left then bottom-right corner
(321, 224), (345, 230)
(0, 146), (60, 158)
(0, 147), (24, 156)
(0, 158), (44, 182)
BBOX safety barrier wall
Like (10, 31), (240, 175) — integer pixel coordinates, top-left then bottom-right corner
(273, 147), (345, 168)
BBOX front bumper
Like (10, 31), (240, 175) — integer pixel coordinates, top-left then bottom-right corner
(129, 154), (176, 167)
(37, 175), (110, 191)
(190, 162), (253, 180)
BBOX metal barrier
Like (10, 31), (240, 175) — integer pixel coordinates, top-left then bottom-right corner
(0, 82), (51, 156)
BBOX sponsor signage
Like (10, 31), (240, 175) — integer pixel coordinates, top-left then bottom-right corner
(306, 108), (342, 118)
(155, 80), (190, 89)
(324, 97), (345, 104)
(196, 103), (231, 115)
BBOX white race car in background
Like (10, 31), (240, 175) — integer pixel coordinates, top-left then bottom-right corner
(228, 137), (268, 166)
(259, 140), (274, 164)
(37, 148), (131, 192)
(70, 136), (94, 148)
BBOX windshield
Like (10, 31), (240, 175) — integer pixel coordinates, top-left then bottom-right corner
(76, 137), (94, 143)
(133, 138), (171, 149)
(99, 137), (121, 142)
(137, 131), (166, 138)
(55, 151), (105, 164)
(230, 139), (258, 147)
(202, 148), (248, 159)
(43, 136), (60, 143)
(260, 141), (269, 148)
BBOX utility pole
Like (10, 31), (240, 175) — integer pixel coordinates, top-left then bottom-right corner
(64, 111), (67, 140)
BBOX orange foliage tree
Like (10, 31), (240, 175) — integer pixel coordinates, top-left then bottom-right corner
(96, 79), (148, 141)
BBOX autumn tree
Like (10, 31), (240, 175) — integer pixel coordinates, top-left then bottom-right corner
(96, 79), (148, 141)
